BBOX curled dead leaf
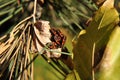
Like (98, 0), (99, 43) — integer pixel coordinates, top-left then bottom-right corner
(32, 20), (67, 58)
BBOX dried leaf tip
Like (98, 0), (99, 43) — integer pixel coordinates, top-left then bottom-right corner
(102, 0), (114, 8)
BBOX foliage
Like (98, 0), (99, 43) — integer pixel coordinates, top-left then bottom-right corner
(0, 0), (120, 80)
(73, 0), (120, 80)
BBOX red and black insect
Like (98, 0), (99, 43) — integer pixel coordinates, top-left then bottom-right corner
(47, 28), (74, 69)
(48, 28), (66, 49)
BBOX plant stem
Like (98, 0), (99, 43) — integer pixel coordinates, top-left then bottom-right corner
(46, 49), (72, 55)
(33, 0), (37, 23)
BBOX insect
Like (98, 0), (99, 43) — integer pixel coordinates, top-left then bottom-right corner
(48, 28), (66, 49)
(47, 28), (74, 69)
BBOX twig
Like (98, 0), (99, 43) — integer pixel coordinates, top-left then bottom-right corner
(92, 43), (96, 80)
(33, 0), (37, 23)
(10, 15), (32, 35)
(46, 49), (72, 55)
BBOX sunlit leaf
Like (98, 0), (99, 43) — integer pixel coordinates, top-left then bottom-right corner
(73, 0), (119, 80)
(98, 26), (120, 80)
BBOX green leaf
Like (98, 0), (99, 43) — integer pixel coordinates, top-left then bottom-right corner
(65, 70), (81, 80)
(98, 26), (120, 80)
(72, 0), (119, 80)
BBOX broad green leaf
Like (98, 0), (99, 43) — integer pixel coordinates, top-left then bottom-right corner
(98, 26), (120, 80)
(73, 0), (119, 80)
(65, 70), (81, 80)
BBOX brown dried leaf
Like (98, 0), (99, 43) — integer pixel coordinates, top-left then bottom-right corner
(33, 20), (63, 58)
(33, 20), (51, 51)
